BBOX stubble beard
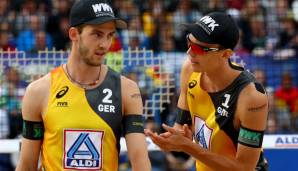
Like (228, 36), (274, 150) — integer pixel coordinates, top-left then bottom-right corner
(78, 38), (102, 67)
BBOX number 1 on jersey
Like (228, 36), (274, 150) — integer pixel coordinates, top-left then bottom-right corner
(222, 94), (230, 108)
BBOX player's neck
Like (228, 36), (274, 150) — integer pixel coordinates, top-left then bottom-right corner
(64, 61), (103, 89)
(202, 64), (240, 92)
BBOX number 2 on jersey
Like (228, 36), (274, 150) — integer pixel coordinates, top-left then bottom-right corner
(102, 88), (112, 103)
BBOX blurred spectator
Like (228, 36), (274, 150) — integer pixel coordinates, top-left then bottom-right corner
(117, 0), (140, 21)
(46, 0), (71, 35)
(0, 0), (16, 36)
(226, 0), (245, 10)
(252, 68), (273, 92)
(172, 0), (201, 51)
(0, 29), (16, 51)
(109, 35), (123, 52)
(50, 16), (70, 50)
(206, 0), (227, 13)
(1, 67), (27, 138)
(276, 16), (297, 49)
(16, 15), (52, 52)
(267, 88), (291, 133)
(294, 98), (298, 131)
(260, 0), (279, 38)
(30, 30), (50, 53)
(14, 0), (47, 36)
(289, 31), (298, 53)
(275, 72), (298, 113)
(293, 0), (298, 21)
(234, 30), (250, 56)
(275, 72), (298, 131)
(265, 116), (279, 134)
(142, 0), (167, 52)
(158, 19), (176, 52)
(142, 0), (164, 38)
(120, 16), (150, 49)
(0, 0), (9, 21)
(160, 36), (176, 53)
(0, 109), (13, 171)
(276, 0), (292, 20)
(238, 0), (266, 52)
(249, 15), (268, 54)
(0, 109), (9, 139)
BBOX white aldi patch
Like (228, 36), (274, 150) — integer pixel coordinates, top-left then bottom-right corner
(194, 116), (213, 150)
(63, 129), (104, 170)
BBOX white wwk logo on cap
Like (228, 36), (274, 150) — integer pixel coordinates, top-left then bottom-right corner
(92, 3), (114, 14)
(200, 16), (219, 31)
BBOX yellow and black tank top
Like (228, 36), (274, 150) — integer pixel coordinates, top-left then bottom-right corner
(187, 69), (267, 171)
(41, 66), (122, 171)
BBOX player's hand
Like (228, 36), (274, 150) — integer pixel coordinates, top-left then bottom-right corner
(144, 124), (191, 152)
(182, 124), (193, 140)
(159, 124), (192, 140)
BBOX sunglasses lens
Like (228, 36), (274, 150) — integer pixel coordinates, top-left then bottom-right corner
(189, 43), (205, 55)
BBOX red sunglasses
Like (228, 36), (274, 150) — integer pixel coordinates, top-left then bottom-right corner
(186, 34), (223, 55)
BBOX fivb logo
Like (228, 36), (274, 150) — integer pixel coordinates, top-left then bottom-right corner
(92, 3), (114, 17)
(198, 16), (219, 35)
(63, 129), (104, 170)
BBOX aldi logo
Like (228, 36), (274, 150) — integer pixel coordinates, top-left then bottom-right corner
(194, 116), (213, 150)
(63, 129), (104, 170)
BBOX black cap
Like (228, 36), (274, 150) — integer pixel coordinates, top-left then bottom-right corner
(181, 12), (239, 50)
(69, 0), (127, 28)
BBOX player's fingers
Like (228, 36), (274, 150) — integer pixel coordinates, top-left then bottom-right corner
(160, 131), (172, 138)
(162, 124), (177, 134)
(144, 129), (158, 138)
(183, 124), (193, 139)
(183, 124), (192, 133)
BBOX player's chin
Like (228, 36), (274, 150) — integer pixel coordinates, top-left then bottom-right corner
(191, 63), (201, 72)
(86, 59), (103, 67)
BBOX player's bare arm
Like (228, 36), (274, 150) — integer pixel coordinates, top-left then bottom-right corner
(16, 74), (51, 171)
(234, 82), (268, 171)
(175, 59), (193, 130)
(177, 58), (193, 111)
(121, 76), (151, 171)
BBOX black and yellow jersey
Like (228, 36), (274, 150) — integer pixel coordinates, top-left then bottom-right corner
(187, 69), (267, 171)
(41, 66), (122, 171)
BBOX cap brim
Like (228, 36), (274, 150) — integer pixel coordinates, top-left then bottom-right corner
(180, 23), (216, 44)
(85, 16), (127, 29)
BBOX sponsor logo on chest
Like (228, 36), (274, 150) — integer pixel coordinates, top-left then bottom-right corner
(56, 86), (69, 107)
(63, 129), (104, 170)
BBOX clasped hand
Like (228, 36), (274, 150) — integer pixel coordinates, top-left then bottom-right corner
(144, 124), (193, 152)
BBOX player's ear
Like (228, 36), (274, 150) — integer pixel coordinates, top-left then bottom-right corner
(222, 49), (233, 59)
(69, 27), (79, 41)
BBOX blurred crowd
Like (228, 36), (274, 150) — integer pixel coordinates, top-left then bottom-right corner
(1, 0), (298, 170)
(1, 0), (298, 55)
